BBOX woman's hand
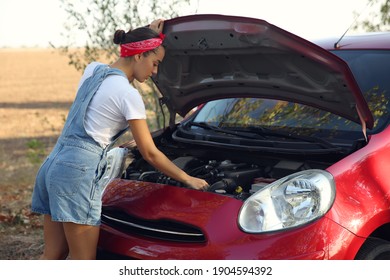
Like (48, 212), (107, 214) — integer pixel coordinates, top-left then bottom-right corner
(183, 176), (209, 191)
(129, 119), (209, 191)
(149, 19), (164, 34)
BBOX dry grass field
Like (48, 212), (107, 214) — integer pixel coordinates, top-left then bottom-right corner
(0, 48), (82, 259)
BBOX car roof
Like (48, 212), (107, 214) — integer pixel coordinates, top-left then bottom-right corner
(314, 32), (390, 50)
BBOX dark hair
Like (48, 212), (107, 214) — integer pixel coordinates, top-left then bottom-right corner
(113, 27), (161, 57)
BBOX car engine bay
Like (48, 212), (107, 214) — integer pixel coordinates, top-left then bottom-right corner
(122, 143), (337, 200)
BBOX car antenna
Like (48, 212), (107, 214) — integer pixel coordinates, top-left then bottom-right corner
(334, 0), (374, 49)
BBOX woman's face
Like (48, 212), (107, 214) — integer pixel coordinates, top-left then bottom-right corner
(133, 46), (165, 83)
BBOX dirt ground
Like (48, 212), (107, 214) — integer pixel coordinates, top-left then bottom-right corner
(0, 48), (81, 259)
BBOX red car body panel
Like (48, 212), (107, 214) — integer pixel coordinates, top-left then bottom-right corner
(99, 127), (390, 259)
(98, 118), (390, 260)
(327, 128), (390, 236)
(100, 180), (345, 259)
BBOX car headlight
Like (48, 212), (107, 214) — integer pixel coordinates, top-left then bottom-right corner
(238, 169), (335, 233)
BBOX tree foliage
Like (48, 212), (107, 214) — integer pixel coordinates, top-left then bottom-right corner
(56, 0), (195, 71)
(353, 0), (390, 32)
(55, 0), (196, 130)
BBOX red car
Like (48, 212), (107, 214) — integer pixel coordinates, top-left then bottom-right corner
(97, 14), (390, 260)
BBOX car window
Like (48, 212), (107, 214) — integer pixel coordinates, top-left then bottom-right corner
(332, 50), (390, 132)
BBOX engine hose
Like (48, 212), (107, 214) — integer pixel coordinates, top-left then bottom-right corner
(209, 178), (237, 193)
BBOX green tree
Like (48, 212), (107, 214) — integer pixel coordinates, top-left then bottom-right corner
(353, 0), (390, 32)
(54, 0), (197, 130)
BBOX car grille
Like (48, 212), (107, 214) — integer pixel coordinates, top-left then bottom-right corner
(101, 207), (206, 243)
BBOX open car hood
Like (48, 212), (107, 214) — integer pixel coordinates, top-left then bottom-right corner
(154, 14), (373, 129)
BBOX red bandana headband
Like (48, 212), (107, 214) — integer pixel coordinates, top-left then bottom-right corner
(120, 33), (165, 57)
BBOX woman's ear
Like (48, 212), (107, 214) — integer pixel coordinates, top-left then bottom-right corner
(134, 54), (143, 62)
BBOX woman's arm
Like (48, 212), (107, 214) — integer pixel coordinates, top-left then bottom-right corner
(128, 119), (209, 190)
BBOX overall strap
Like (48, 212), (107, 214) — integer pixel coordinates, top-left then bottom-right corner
(58, 64), (127, 151)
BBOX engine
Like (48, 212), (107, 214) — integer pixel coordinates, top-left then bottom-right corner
(123, 155), (321, 199)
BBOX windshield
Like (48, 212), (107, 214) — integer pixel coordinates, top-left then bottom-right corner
(192, 98), (362, 141)
(191, 50), (390, 138)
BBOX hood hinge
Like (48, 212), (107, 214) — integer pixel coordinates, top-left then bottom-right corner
(356, 105), (367, 142)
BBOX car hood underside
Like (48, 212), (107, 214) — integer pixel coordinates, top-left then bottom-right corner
(154, 14), (373, 129)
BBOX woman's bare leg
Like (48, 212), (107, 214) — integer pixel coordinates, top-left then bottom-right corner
(63, 222), (100, 260)
(40, 214), (69, 259)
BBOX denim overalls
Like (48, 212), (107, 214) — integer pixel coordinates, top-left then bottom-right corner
(31, 64), (127, 225)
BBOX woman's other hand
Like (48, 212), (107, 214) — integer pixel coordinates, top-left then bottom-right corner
(149, 19), (164, 34)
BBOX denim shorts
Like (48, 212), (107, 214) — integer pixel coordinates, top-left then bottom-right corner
(31, 142), (107, 226)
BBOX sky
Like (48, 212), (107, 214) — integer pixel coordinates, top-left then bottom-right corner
(0, 0), (372, 48)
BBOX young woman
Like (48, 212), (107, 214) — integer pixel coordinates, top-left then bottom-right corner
(31, 19), (209, 260)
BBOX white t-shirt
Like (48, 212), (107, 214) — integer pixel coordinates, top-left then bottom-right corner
(80, 62), (146, 147)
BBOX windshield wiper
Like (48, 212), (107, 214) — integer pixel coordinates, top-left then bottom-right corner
(234, 126), (341, 150)
(187, 122), (266, 139)
(188, 122), (342, 151)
